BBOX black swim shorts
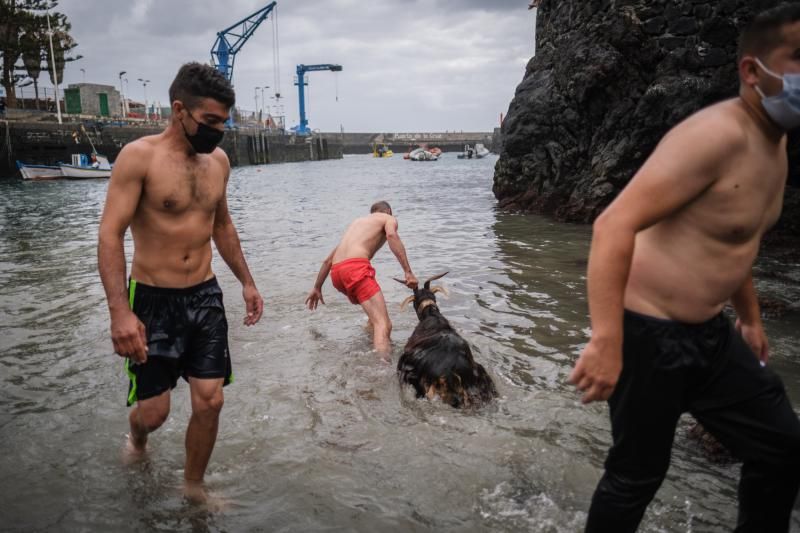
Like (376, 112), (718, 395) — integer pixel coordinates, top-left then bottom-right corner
(124, 277), (233, 406)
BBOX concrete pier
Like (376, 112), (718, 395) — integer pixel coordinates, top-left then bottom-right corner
(0, 121), (494, 178)
(329, 131), (495, 154)
(0, 121), (343, 178)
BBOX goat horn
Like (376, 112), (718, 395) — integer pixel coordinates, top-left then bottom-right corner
(399, 295), (415, 311)
(392, 277), (407, 285)
(423, 271), (449, 289)
(431, 286), (449, 296)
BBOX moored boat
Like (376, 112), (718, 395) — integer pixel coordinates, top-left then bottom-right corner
(408, 147), (439, 161)
(16, 161), (63, 181)
(59, 154), (112, 179)
(457, 144), (476, 159)
(372, 143), (393, 158)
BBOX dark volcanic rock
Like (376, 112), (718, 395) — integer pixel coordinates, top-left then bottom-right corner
(494, 0), (799, 241)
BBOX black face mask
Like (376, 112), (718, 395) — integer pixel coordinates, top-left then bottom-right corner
(180, 110), (224, 154)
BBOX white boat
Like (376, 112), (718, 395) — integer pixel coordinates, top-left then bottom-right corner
(59, 154), (112, 179)
(16, 161), (63, 180)
(474, 143), (490, 158)
(457, 144), (476, 159)
(408, 147), (439, 162)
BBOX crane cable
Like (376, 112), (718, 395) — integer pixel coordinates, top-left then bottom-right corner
(274, 6), (281, 97)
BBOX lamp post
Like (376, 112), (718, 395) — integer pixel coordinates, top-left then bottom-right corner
(138, 78), (150, 121)
(80, 68), (85, 83)
(260, 86), (269, 128)
(123, 78), (130, 115)
(45, 11), (62, 124)
(118, 71), (126, 118)
(254, 87), (260, 123)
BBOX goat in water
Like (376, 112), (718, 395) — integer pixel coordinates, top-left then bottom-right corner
(393, 272), (497, 408)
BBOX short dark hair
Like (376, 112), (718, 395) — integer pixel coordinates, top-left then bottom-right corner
(370, 201), (392, 214)
(168, 62), (235, 110)
(738, 3), (800, 60)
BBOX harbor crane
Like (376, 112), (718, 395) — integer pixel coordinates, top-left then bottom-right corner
(210, 2), (277, 83)
(293, 64), (342, 135)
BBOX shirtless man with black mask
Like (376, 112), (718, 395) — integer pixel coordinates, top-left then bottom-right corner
(98, 62), (263, 502)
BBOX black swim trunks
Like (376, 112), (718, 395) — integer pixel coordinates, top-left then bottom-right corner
(124, 277), (233, 406)
(587, 309), (800, 532)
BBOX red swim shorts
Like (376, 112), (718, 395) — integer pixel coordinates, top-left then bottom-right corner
(330, 258), (381, 305)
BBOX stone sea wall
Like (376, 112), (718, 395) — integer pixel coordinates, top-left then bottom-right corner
(0, 121), (342, 178)
(493, 0), (798, 234)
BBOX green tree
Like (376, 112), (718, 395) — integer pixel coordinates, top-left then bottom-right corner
(0, 0), (79, 109)
(20, 25), (44, 109)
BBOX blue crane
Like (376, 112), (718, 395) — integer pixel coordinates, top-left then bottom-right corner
(210, 2), (277, 83)
(293, 64), (342, 135)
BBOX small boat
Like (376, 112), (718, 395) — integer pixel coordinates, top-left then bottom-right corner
(59, 153), (112, 179)
(474, 143), (490, 158)
(372, 143), (393, 158)
(457, 144), (476, 159)
(16, 161), (63, 180)
(408, 147), (439, 162)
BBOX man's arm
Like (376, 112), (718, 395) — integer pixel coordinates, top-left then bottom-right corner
(211, 151), (263, 326)
(306, 247), (337, 310)
(569, 111), (746, 403)
(97, 141), (149, 362)
(731, 271), (768, 363)
(384, 216), (418, 288)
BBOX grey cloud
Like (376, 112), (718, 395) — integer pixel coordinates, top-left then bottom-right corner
(52, 0), (535, 131)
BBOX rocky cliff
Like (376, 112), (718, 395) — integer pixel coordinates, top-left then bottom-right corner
(493, 0), (799, 231)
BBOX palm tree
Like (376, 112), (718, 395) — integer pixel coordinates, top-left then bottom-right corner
(20, 27), (43, 109)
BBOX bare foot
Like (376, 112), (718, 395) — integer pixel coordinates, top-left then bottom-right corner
(376, 352), (392, 365)
(183, 481), (230, 512)
(122, 433), (146, 465)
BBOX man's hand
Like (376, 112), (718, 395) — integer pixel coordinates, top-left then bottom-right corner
(405, 272), (418, 290)
(243, 283), (263, 326)
(305, 287), (325, 310)
(568, 337), (622, 404)
(736, 319), (769, 363)
(111, 309), (148, 363)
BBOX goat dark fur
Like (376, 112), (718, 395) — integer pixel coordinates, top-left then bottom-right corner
(397, 286), (497, 408)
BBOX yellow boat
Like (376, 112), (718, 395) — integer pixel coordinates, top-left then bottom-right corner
(372, 142), (393, 158)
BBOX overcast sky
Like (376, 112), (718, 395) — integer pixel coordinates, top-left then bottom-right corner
(51, 0), (535, 132)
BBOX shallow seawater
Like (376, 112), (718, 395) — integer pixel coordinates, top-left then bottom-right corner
(1, 154), (799, 532)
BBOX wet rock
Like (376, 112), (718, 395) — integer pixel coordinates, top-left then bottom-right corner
(494, 0), (799, 245)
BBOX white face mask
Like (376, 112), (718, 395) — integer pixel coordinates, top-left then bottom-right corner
(754, 58), (800, 131)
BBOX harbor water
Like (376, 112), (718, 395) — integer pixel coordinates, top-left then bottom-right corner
(1, 154), (799, 532)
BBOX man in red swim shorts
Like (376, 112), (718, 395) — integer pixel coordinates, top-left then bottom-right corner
(305, 201), (418, 359)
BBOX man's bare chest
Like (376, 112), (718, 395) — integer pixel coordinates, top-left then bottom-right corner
(688, 151), (786, 243)
(143, 155), (224, 214)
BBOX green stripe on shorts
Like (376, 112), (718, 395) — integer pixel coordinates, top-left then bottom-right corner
(128, 279), (137, 309)
(125, 357), (138, 406)
(125, 280), (138, 405)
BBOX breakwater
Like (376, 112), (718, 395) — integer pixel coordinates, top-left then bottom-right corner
(331, 131), (495, 154)
(0, 121), (343, 178)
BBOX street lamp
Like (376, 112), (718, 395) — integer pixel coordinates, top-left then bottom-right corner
(137, 78), (150, 121)
(260, 85), (269, 127)
(118, 71), (126, 117)
(45, 10), (62, 124)
(254, 86), (260, 123)
(123, 78), (130, 115)
(80, 68), (86, 83)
